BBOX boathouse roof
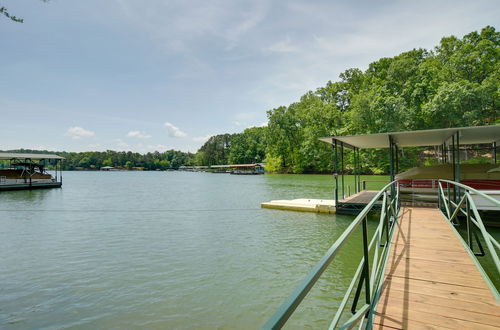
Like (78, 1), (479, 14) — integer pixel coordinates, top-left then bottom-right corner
(0, 152), (64, 160)
(319, 124), (500, 149)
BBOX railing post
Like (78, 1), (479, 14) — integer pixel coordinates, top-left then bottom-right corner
(362, 216), (371, 305)
(385, 193), (390, 244)
(437, 183), (441, 209)
(447, 183), (451, 215)
(466, 191), (472, 249)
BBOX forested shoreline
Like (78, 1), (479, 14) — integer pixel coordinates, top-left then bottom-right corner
(4, 27), (499, 173)
(196, 26), (499, 173)
(1, 149), (196, 171)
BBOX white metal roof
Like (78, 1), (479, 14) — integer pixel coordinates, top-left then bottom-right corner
(0, 152), (64, 160)
(319, 125), (500, 149)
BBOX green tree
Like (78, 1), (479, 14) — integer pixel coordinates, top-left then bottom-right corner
(1, 0), (49, 23)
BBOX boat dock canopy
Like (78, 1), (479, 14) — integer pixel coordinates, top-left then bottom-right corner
(319, 124), (500, 149)
(0, 152), (64, 160)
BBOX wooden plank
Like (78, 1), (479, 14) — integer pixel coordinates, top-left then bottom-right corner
(374, 206), (500, 329)
(373, 318), (457, 330)
(377, 287), (500, 317)
(387, 272), (490, 290)
(340, 190), (379, 204)
(384, 257), (479, 274)
(381, 275), (495, 300)
(391, 239), (467, 251)
(390, 245), (477, 264)
(375, 305), (499, 329)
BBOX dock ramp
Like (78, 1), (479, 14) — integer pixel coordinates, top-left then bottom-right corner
(262, 180), (500, 329)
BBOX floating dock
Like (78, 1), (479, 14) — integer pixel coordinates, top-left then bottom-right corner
(374, 207), (500, 329)
(261, 191), (384, 215)
(261, 199), (336, 213)
(336, 190), (383, 214)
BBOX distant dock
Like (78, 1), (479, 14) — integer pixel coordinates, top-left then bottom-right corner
(0, 153), (63, 191)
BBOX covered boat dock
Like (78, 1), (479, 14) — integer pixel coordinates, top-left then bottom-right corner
(0, 152), (64, 191)
(319, 124), (500, 214)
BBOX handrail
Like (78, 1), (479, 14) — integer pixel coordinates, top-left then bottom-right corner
(262, 181), (401, 329)
(437, 179), (500, 290)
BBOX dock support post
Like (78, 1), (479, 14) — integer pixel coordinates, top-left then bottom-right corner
(333, 140), (339, 206)
(341, 142), (345, 200)
(353, 147), (357, 194)
(395, 145), (399, 174)
(27, 158), (32, 188)
(357, 148), (361, 192)
(452, 135), (456, 202)
(457, 133), (461, 202)
(494, 142), (497, 164)
(452, 135), (455, 181)
(389, 136), (394, 182)
(389, 136), (395, 197)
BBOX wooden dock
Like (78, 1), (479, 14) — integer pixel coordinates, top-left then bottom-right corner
(374, 207), (500, 329)
(336, 190), (382, 214)
(340, 190), (380, 204)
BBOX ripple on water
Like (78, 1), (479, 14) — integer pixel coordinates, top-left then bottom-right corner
(0, 172), (384, 328)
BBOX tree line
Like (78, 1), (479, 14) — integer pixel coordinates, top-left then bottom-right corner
(1, 149), (195, 170)
(195, 26), (500, 173)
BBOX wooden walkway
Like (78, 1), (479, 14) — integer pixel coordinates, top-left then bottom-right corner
(374, 207), (500, 329)
(340, 190), (380, 204)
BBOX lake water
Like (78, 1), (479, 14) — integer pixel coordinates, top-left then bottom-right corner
(0, 172), (497, 329)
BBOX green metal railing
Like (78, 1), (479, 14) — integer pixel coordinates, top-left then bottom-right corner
(262, 181), (401, 329)
(437, 179), (500, 290)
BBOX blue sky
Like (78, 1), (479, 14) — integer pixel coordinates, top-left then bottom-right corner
(1, 0), (498, 153)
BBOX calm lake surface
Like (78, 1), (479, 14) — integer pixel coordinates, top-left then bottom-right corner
(1, 172), (497, 329)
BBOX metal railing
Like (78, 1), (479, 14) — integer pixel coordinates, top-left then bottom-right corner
(263, 181), (401, 329)
(437, 179), (500, 279)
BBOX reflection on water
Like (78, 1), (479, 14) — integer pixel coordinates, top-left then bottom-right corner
(1, 188), (55, 204)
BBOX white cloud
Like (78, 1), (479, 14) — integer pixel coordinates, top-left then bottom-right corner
(30, 145), (58, 151)
(127, 130), (152, 139)
(147, 144), (170, 152)
(192, 135), (211, 143)
(164, 122), (187, 137)
(264, 36), (297, 53)
(116, 0), (268, 52)
(87, 143), (104, 151)
(66, 126), (95, 139)
(114, 138), (130, 149)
